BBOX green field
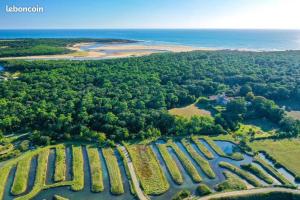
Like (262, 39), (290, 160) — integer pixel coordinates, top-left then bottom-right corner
(169, 104), (211, 119)
(250, 139), (300, 179)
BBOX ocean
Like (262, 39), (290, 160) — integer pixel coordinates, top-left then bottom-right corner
(0, 29), (300, 51)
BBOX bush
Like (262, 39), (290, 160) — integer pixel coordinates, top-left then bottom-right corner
(172, 189), (191, 200)
(197, 184), (212, 196)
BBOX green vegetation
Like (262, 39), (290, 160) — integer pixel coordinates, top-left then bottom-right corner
(168, 142), (202, 183)
(250, 139), (300, 180)
(2, 50), (300, 145)
(191, 137), (214, 159)
(219, 162), (262, 187)
(11, 156), (32, 195)
(87, 146), (104, 192)
(127, 145), (169, 195)
(215, 171), (247, 192)
(54, 145), (66, 182)
(0, 166), (12, 200)
(241, 163), (274, 184)
(196, 184), (212, 196)
(181, 139), (215, 179)
(172, 189), (191, 200)
(204, 138), (243, 161)
(253, 155), (292, 186)
(16, 149), (50, 200)
(53, 195), (69, 200)
(71, 146), (84, 191)
(102, 148), (124, 195)
(157, 143), (184, 185)
(212, 191), (300, 200)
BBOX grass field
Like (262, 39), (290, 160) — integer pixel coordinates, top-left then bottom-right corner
(11, 156), (32, 195)
(287, 111), (300, 120)
(241, 163), (273, 184)
(169, 104), (211, 119)
(71, 146), (84, 191)
(87, 146), (104, 192)
(54, 145), (66, 182)
(102, 148), (124, 195)
(219, 162), (262, 187)
(203, 138), (243, 161)
(181, 139), (215, 179)
(168, 142), (202, 183)
(0, 166), (12, 200)
(16, 149), (50, 200)
(127, 144), (169, 195)
(157, 143), (184, 185)
(191, 137), (214, 160)
(253, 155), (292, 186)
(249, 139), (300, 180)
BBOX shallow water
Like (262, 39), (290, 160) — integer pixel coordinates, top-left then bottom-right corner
(214, 140), (240, 155)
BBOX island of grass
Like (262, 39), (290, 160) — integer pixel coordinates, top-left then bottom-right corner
(191, 136), (214, 160)
(71, 146), (84, 191)
(181, 139), (216, 179)
(167, 141), (202, 183)
(241, 163), (274, 184)
(219, 162), (262, 187)
(156, 143), (184, 185)
(54, 145), (66, 182)
(127, 144), (169, 195)
(11, 156), (32, 195)
(102, 148), (124, 195)
(87, 146), (104, 192)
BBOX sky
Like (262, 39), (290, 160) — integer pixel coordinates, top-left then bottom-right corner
(1, 0), (300, 29)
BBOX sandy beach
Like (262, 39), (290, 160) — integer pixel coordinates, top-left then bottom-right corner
(0, 42), (215, 60)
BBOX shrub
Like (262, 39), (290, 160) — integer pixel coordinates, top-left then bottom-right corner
(172, 189), (191, 200)
(196, 184), (212, 196)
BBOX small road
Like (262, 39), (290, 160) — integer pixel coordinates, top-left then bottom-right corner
(197, 187), (300, 200)
(119, 145), (150, 200)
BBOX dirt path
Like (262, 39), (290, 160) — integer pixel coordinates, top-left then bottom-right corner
(119, 145), (149, 200)
(197, 187), (300, 200)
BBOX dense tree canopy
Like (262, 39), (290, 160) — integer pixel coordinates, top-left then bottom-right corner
(1, 50), (300, 143)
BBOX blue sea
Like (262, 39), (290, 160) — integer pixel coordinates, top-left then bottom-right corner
(0, 29), (300, 50)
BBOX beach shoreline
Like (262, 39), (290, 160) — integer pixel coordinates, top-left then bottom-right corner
(0, 41), (293, 61)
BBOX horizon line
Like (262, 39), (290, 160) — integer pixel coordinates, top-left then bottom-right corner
(1, 28), (300, 31)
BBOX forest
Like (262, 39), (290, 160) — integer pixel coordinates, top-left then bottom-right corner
(0, 38), (135, 57)
(1, 50), (300, 145)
